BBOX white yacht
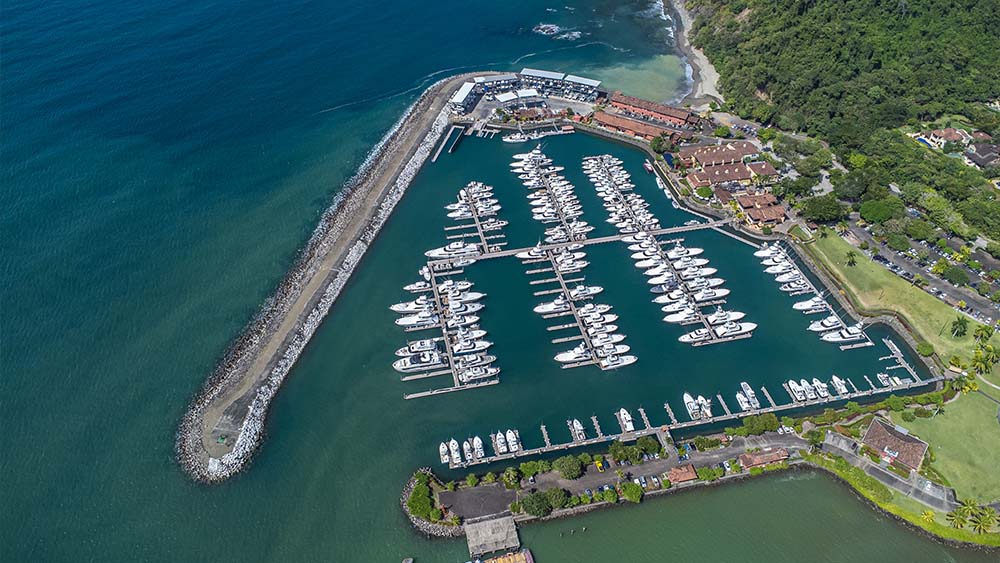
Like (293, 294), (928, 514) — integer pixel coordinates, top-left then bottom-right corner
(591, 332), (626, 346)
(686, 277), (725, 290)
(394, 310), (439, 328)
(533, 295), (570, 314)
(395, 339), (439, 357)
(651, 288), (686, 301)
(812, 377), (830, 398)
(439, 442), (450, 464)
(800, 378), (818, 400)
(444, 289), (485, 303)
(494, 431), (508, 454)
(445, 301), (484, 316)
(473, 436), (485, 458)
(448, 439), (461, 465)
(684, 393), (700, 420)
(572, 419), (586, 441)
(774, 271), (802, 284)
(667, 244), (704, 260)
(877, 372), (891, 386)
(458, 365), (499, 383)
(821, 323), (865, 342)
(403, 281), (431, 293)
(679, 266), (718, 280)
(618, 408), (635, 432)
(707, 307), (746, 325)
(453, 354), (495, 370)
(754, 243), (782, 258)
(672, 256), (709, 269)
(582, 312), (617, 325)
(569, 285), (603, 300)
(425, 241), (480, 259)
(587, 323), (619, 336)
(660, 298), (692, 313)
(437, 280), (472, 293)
(793, 295), (828, 311)
(600, 354), (637, 369)
(736, 392), (752, 412)
(809, 315), (843, 332)
(664, 307), (699, 324)
(642, 264), (672, 276)
(679, 328), (712, 343)
(577, 303), (612, 315)
(647, 274), (677, 286)
(595, 343), (630, 357)
(765, 262), (794, 275)
(698, 395), (713, 418)
(451, 327), (486, 342)
(788, 380), (806, 401)
(715, 321), (757, 338)
(555, 343), (592, 363)
(741, 382), (760, 409)
(693, 287), (731, 302)
(505, 430), (520, 452)
(462, 440), (473, 462)
(445, 314), (479, 329)
(831, 375), (849, 395)
(780, 280), (810, 292)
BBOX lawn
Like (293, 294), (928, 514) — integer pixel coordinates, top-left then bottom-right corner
(890, 392), (1000, 503)
(804, 232), (1000, 366)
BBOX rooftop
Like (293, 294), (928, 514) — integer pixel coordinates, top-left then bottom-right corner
(609, 91), (698, 122)
(591, 111), (670, 138)
(464, 515), (520, 556)
(679, 141), (760, 166)
(736, 193), (778, 209)
(668, 463), (698, 484)
(474, 74), (519, 84)
(450, 82), (476, 105)
(738, 448), (789, 468)
(564, 74), (601, 88)
(520, 68), (565, 80)
(861, 418), (928, 470)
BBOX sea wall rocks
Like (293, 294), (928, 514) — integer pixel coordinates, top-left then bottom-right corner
(400, 469), (466, 539)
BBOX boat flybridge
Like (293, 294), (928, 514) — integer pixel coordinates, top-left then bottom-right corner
(392, 351), (445, 373)
(679, 328), (711, 344)
(395, 338), (439, 357)
(555, 343), (592, 363)
(715, 321), (757, 338)
(571, 419), (586, 440)
(707, 307), (746, 325)
(684, 393), (700, 420)
(473, 436), (485, 458)
(458, 365), (500, 383)
(800, 379), (818, 400)
(821, 322), (865, 343)
(736, 392), (752, 411)
(812, 377), (830, 398)
(808, 315), (843, 332)
(754, 243), (784, 259)
(448, 439), (461, 465)
(741, 382), (761, 409)
(793, 294), (828, 312)
(463, 440), (473, 462)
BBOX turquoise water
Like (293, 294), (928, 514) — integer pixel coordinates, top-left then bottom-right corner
(1, 1), (989, 561)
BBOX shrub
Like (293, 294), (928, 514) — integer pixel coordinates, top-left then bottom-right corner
(602, 489), (619, 503)
(546, 488), (570, 510)
(693, 436), (722, 451)
(901, 410), (917, 422)
(407, 482), (434, 520)
(749, 467), (764, 476)
(916, 342), (935, 357)
(621, 481), (644, 503)
(466, 474), (479, 487)
(696, 466), (725, 481)
(429, 508), (443, 521)
(521, 491), (552, 517)
(553, 455), (584, 480)
(696, 186), (714, 199)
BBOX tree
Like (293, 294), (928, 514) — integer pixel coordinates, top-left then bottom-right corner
(951, 315), (969, 337)
(553, 455), (583, 480)
(947, 510), (968, 529)
(521, 491), (552, 517)
(846, 401), (862, 415)
(804, 428), (826, 448)
(845, 250), (858, 267)
(482, 472), (497, 484)
(502, 467), (521, 489)
(636, 435), (661, 454)
(602, 488), (619, 503)
(407, 483), (434, 520)
(545, 487), (569, 510)
(859, 197), (905, 223)
(921, 510), (935, 523)
(799, 194), (847, 221)
(621, 481), (644, 503)
(942, 265), (970, 286)
(466, 473), (479, 487)
(931, 258), (949, 275)
(974, 324), (995, 343)
(958, 499), (979, 517)
(884, 394), (906, 412)
(912, 274), (927, 287)
(519, 460), (540, 479)
(713, 125), (731, 138)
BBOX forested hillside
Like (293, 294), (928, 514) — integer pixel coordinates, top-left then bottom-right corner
(688, 0), (1000, 147)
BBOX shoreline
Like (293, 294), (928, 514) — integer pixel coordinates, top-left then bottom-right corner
(176, 72), (491, 483)
(669, 0), (724, 111)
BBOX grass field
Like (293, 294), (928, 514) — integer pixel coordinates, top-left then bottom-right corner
(890, 392), (1000, 503)
(804, 232), (999, 367)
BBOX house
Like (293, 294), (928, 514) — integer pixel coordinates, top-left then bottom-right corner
(677, 141), (760, 168)
(861, 418), (928, 472)
(735, 193), (778, 209)
(667, 463), (698, 484)
(608, 92), (704, 128)
(927, 128), (972, 148)
(736, 193), (786, 227)
(591, 111), (690, 144)
(964, 143), (1000, 169)
(738, 448), (789, 470)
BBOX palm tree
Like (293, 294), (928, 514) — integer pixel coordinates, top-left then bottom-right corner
(974, 324), (994, 343)
(819, 228), (829, 239)
(958, 498), (979, 516)
(845, 250), (857, 267)
(971, 349), (989, 375)
(951, 315), (969, 337)
(921, 510), (935, 523)
(947, 509), (968, 529)
(912, 274), (927, 287)
(970, 511), (995, 534)
(976, 507), (998, 532)
(980, 343), (999, 367)
(835, 221), (848, 234)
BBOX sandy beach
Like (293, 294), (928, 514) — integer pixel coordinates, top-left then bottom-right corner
(671, 0), (724, 111)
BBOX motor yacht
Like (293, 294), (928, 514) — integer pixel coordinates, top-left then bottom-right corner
(765, 262), (794, 275)
(494, 431), (508, 454)
(450, 338), (492, 356)
(425, 241), (480, 259)
(812, 377), (830, 398)
(753, 243), (782, 258)
(395, 339), (439, 357)
(780, 280), (810, 292)
(697, 395), (713, 418)
(448, 439), (461, 465)
(820, 323), (865, 342)
(618, 408), (634, 432)
(736, 392), (752, 412)
(390, 295), (434, 313)
(591, 332), (626, 346)
(533, 295), (570, 314)
(800, 379), (818, 400)
(439, 442), (450, 464)
(714, 321), (757, 338)
(774, 271), (802, 284)
(394, 310), (439, 328)
(555, 343), (593, 363)
(672, 256), (709, 269)
(741, 382), (761, 409)
(453, 354), (496, 370)
(663, 307), (699, 324)
(569, 285), (603, 300)
(505, 430), (520, 452)
(693, 288), (731, 302)
(445, 314), (479, 329)
(831, 375), (849, 395)
(666, 243), (704, 260)
(473, 436), (485, 458)
(793, 295), (828, 311)
(808, 315), (843, 332)
(600, 353), (637, 370)
(458, 365), (500, 383)
(788, 380), (806, 401)
(684, 393), (700, 420)
(678, 266), (718, 280)
(571, 419), (586, 441)
(706, 307), (746, 325)
(686, 277), (725, 290)
(595, 343), (630, 357)
(462, 440), (473, 463)
(679, 328), (712, 343)
(660, 298), (692, 313)
(403, 281), (431, 293)
(392, 351), (444, 373)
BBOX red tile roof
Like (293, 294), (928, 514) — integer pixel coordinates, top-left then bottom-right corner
(609, 92), (700, 124)
(678, 141), (760, 167)
(668, 464), (698, 484)
(861, 418), (928, 471)
(738, 448), (789, 469)
(591, 111), (669, 139)
(735, 193), (778, 209)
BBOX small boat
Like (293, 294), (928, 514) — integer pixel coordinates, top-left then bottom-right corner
(808, 315), (842, 332)
(643, 160), (654, 173)
(793, 295), (828, 311)
(473, 436), (485, 458)
(439, 442), (450, 464)
(600, 353), (638, 370)
(679, 328), (712, 343)
(462, 440), (473, 462)
(877, 372), (891, 386)
(403, 281), (431, 292)
(800, 378), (817, 400)
(736, 392), (751, 412)
(831, 375), (849, 395)
(684, 393), (700, 420)
(448, 439), (461, 465)
(572, 419), (586, 440)
(618, 408), (634, 432)
(714, 321), (757, 338)
(821, 323), (865, 343)
(505, 430), (519, 452)
(788, 380), (806, 401)
(812, 377), (830, 398)
(697, 395), (713, 418)
(494, 431), (508, 454)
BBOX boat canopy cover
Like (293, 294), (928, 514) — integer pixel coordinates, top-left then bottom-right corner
(450, 82), (475, 104)
(520, 68), (565, 80)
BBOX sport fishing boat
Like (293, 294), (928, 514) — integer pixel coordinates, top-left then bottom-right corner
(664, 307), (698, 324)
(618, 408), (635, 432)
(697, 395), (713, 418)
(425, 241), (480, 259)
(741, 381), (760, 409)
(577, 303), (612, 315)
(753, 243), (782, 258)
(707, 307), (746, 325)
(439, 442), (449, 464)
(395, 339), (439, 357)
(831, 375), (849, 395)
(774, 271), (802, 284)
(443, 289), (485, 303)
(685, 277), (725, 290)
(505, 430), (520, 452)
(788, 380), (806, 401)
(555, 343), (592, 363)
(715, 321), (757, 338)
(572, 419), (586, 441)
(877, 372), (891, 387)
(445, 314), (479, 329)
(458, 365), (500, 383)
(651, 288), (686, 300)
(594, 343), (630, 357)
(392, 351), (445, 373)
(678, 266), (718, 280)
(462, 440), (473, 462)
(494, 431), (508, 454)
(666, 243), (704, 260)
(812, 377), (830, 398)
(587, 323), (619, 335)
(448, 439), (461, 465)
(808, 315), (843, 332)
(473, 436), (485, 458)
(800, 378), (818, 400)
(820, 322), (865, 343)
(736, 392), (752, 412)
(394, 310), (439, 328)
(765, 262), (794, 275)
(793, 295), (828, 311)
(679, 328), (712, 343)
(444, 301), (484, 316)
(599, 354), (637, 369)
(660, 298), (693, 313)
(684, 393), (700, 420)
(437, 279), (472, 292)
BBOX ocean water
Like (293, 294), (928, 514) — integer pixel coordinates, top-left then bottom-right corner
(1, 1), (991, 562)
